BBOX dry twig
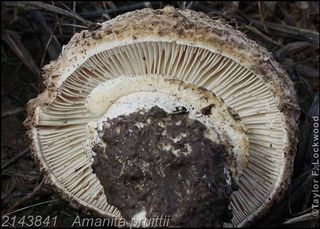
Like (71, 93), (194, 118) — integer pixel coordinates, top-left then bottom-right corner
(1, 107), (25, 117)
(6, 178), (45, 214)
(1, 148), (30, 172)
(6, 1), (93, 26)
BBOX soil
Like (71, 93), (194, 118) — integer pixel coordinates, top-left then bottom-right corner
(92, 106), (236, 227)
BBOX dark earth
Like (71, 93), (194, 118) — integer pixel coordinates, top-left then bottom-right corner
(92, 106), (236, 227)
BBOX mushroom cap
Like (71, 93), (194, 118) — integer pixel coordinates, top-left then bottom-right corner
(24, 6), (300, 227)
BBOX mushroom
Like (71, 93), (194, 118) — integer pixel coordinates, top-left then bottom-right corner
(24, 7), (300, 227)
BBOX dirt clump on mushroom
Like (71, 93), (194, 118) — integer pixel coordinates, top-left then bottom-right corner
(92, 106), (237, 227)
